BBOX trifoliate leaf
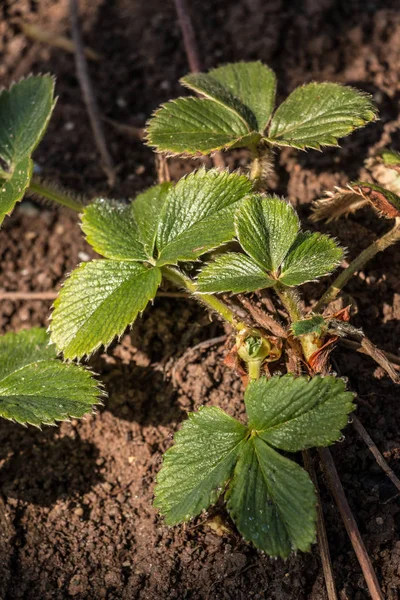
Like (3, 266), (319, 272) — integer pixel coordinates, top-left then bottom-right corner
(154, 406), (247, 525)
(0, 328), (101, 426)
(0, 75), (55, 178)
(226, 436), (316, 557)
(235, 195), (299, 272)
(268, 82), (376, 150)
(146, 97), (258, 155)
(279, 232), (343, 286)
(208, 62), (277, 133)
(51, 261), (161, 359)
(0, 156), (32, 225)
(291, 315), (326, 337)
(82, 199), (148, 261)
(197, 253), (275, 293)
(131, 183), (172, 257)
(156, 168), (253, 266)
(245, 375), (355, 452)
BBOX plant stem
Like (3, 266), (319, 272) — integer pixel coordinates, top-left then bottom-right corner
(275, 284), (321, 361)
(28, 179), (84, 212)
(161, 266), (246, 331)
(275, 284), (304, 322)
(247, 360), (262, 380)
(315, 217), (400, 312)
(249, 145), (262, 181)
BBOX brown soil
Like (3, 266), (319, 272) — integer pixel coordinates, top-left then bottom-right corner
(1, 0), (400, 598)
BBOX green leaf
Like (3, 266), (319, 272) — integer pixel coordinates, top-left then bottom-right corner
(279, 232), (343, 286)
(0, 328), (101, 426)
(226, 436), (316, 557)
(146, 97), (258, 155)
(0, 156), (32, 225)
(130, 183), (172, 257)
(154, 406), (247, 525)
(0, 75), (55, 177)
(82, 199), (148, 261)
(181, 73), (258, 131)
(235, 195), (299, 272)
(268, 82), (376, 150)
(197, 253), (275, 293)
(156, 168), (253, 266)
(291, 315), (326, 337)
(208, 62), (277, 132)
(245, 375), (355, 452)
(51, 261), (161, 359)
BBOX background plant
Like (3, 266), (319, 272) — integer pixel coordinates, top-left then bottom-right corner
(0, 76), (100, 427)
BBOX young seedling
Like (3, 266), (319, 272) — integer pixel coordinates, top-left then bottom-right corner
(2, 62), (398, 581)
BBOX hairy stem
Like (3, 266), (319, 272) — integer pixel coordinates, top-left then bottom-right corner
(275, 284), (320, 361)
(161, 266), (246, 331)
(247, 360), (262, 380)
(249, 143), (274, 189)
(315, 217), (400, 312)
(28, 179), (84, 212)
(249, 145), (262, 181)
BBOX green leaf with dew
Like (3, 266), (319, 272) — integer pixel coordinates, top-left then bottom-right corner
(82, 199), (148, 261)
(154, 406), (247, 525)
(245, 375), (355, 452)
(156, 168), (252, 266)
(130, 183), (172, 258)
(226, 436), (316, 557)
(0, 156), (32, 225)
(0, 328), (101, 426)
(146, 97), (258, 155)
(279, 232), (343, 286)
(197, 252), (275, 293)
(51, 261), (161, 359)
(235, 195), (299, 273)
(268, 82), (376, 150)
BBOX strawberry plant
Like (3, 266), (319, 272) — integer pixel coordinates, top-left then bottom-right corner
(2, 62), (399, 568)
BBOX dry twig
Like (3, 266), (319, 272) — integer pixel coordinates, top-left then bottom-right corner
(339, 338), (400, 368)
(352, 414), (400, 494)
(303, 450), (338, 600)
(173, 0), (202, 73)
(319, 447), (384, 600)
(69, 0), (116, 186)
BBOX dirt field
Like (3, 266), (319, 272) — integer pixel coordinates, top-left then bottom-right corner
(1, 0), (400, 598)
